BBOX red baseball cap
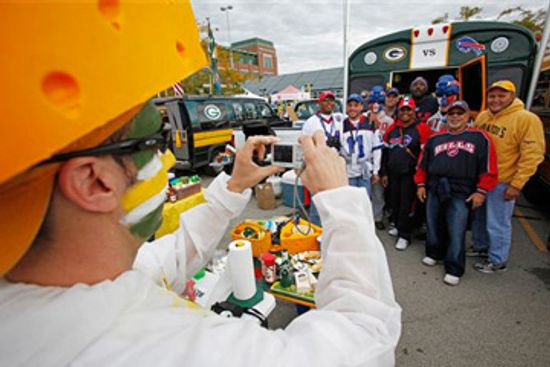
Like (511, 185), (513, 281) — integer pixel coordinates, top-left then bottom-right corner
(398, 96), (416, 110)
(319, 91), (336, 101)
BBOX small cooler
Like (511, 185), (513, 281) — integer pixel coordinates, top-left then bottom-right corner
(281, 170), (309, 208)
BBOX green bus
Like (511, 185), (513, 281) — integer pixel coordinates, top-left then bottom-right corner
(347, 21), (538, 115)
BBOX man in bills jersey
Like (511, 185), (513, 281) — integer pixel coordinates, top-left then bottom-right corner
(340, 93), (383, 197)
(415, 101), (498, 286)
(382, 96), (432, 250)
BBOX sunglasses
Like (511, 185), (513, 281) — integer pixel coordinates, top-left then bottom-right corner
(447, 110), (466, 116)
(37, 123), (172, 166)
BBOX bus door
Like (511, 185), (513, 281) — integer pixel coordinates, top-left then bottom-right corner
(458, 55), (487, 116)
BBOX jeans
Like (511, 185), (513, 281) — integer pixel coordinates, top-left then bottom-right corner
(425, 190), (470, 277)
(486, 183), (516, 265)
(349, 176), (372, 197)
(470, 201), (489, 252)
(308, 200), (321, 227)
(371, 181), (385, 222)
(389, 174), (416, 241)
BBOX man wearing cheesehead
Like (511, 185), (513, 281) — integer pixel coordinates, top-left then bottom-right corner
(0, 2), (401, 366)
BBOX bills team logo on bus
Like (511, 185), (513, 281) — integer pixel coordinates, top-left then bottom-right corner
(435, 141), (475, 157)
(456, 37), (485, 56)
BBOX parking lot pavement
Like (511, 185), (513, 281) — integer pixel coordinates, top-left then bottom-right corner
(201, 176), (550, 366)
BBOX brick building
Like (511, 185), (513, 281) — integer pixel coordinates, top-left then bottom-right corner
(231, 38), (278, 76)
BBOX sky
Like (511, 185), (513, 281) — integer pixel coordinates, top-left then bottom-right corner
(191, 0), (548, 74)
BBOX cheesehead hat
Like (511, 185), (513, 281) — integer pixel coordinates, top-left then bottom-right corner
(0, 1), (207, 275)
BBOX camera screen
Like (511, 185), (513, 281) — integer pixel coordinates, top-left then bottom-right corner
(273, 145), (294, 163)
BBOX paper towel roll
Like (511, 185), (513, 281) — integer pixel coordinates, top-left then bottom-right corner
(228, 240), (257, 301)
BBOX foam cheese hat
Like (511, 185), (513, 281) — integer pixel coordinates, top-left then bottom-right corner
(0, 1), (206, 275)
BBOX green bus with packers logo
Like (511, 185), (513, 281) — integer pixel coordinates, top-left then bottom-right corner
(347, 21), (538, 116)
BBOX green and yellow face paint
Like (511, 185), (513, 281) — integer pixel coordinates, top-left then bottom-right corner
(120, 101), (175, 240)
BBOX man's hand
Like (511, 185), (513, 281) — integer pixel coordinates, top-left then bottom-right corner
(299, 131), (348, 194)
(466, 192), (485, 209)
(417, 187), (426, 203)
(371, 175), (380, 185)
(503, 185), (520, 201)
(381, 176), (389, 188)
(227, 136), (284, 193)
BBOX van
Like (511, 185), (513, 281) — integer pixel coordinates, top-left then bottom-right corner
(154, 95), (289, 174)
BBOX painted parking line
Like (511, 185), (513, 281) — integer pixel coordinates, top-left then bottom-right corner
(514, 207), (548, 252)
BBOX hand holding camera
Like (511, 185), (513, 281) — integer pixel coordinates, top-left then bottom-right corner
(228, 136), (284, 193)
(298, 131), (348, 194)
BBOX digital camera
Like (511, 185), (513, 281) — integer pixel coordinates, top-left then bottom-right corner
(271, 143), (304, 169)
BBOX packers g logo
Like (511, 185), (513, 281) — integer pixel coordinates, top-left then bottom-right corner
(383, 46), (407, 62)
(204, 104), (222, 120)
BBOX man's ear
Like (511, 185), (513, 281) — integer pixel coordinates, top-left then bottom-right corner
(57, 157), (125, 213)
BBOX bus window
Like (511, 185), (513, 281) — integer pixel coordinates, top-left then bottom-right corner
(256, 101), (274, 118)
(487, 66), (524, 95)
(349, 75), (385, 95)
(232, 102), (244, 121)
(184, 100), (228, 130)
(244, 102), (258, 119)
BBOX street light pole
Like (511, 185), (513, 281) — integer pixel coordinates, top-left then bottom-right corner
(220, 5), (234, 69)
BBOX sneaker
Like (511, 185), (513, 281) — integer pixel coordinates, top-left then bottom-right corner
(443, 274), (460, 286)
(474, 260), (507, 274)
(466, 248), (489, 258)
(421, 256), (437, 266)
(395, 237), (409, 251)
(388, 227), (398, 237)
(375, 221), (386, 230)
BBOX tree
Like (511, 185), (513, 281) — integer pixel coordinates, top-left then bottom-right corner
(159, 38), (259, 96)
(459, 6), (483, 21)
(498, 6), (547, 34)
(431, 5), (547, 35)
(432, 13), (449, 25)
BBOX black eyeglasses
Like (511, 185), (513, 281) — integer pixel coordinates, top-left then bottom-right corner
(37, 123), (172, 166)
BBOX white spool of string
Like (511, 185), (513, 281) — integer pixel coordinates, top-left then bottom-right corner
(228, 240), (256, 301)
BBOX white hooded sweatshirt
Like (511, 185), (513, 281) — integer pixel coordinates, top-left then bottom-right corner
(0, 173), (401, 367)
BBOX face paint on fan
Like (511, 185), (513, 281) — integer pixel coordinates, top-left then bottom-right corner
(120, 101), (176, 240)
(439, 94), (458, 112)
(370, 102), (382, 113)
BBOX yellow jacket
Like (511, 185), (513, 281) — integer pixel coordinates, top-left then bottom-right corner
(475, 98), (545, 189)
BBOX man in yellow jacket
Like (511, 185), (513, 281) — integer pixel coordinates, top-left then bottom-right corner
(473, 80), (545, 273)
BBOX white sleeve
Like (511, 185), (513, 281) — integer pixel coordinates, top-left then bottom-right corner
(133, 172), (251, 293)
(301, 116), (320, 136)
(107, 186), (401, 367)
(372, 130), (384, 175)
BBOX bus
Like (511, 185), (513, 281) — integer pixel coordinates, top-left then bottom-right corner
(347, 20), (549, 202)
(347, 21), (538, 116)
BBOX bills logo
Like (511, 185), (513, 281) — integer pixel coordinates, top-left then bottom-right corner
(435, 141), (475, 157)
(456, 37), (486, 56)
(389, 134), (412, 148)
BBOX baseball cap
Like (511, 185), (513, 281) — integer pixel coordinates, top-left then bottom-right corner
(319, 91), (336, 101)
(448, 100), (470, 112)
(398, 96), (417, 110)
(386, 87), (400, 96)
(488, 80), (516, 93)
(347, 93), (364, 104)
(0, 2), (206, 275)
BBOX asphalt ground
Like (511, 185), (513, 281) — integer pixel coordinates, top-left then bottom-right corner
(202, 175), (550, 366)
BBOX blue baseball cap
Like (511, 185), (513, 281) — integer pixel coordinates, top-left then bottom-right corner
(347, 93), (364, 104)
(386, 87), (399, 96)
(448, 100), (470, 112)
